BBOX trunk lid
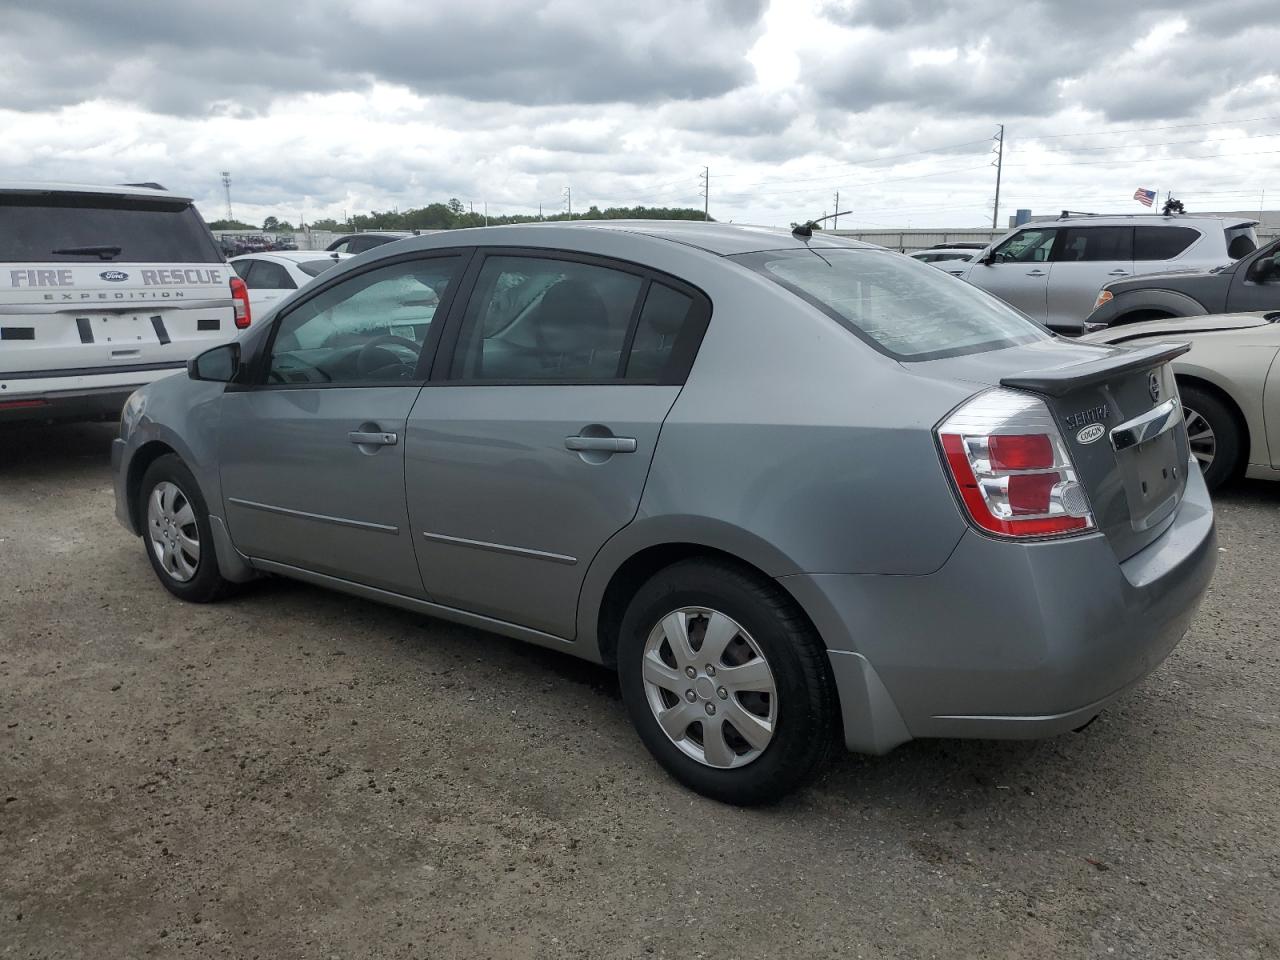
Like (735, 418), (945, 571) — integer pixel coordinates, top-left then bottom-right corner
(914, 337), (1192, 560)
(0, 262), (234, 378)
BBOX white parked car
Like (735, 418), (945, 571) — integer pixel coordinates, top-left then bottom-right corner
(0, 180), (248, 424)
(229, 251), (351, 312)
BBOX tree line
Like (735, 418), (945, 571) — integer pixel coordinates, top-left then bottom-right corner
(208, 199), (712, 233)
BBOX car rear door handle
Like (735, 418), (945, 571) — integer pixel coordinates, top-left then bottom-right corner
(348, 431), (398, 446)
(1107, 270), (1130, 276)
(565, 435), (637, 453)
(1026, 269), (1046, 276)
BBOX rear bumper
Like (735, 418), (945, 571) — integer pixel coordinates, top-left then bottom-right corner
(0, 364), (186, 423)
(784, 460), (1217, 753)
(0, 384), (135, 424)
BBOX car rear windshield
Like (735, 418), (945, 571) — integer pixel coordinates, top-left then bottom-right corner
(298, 258), (342, 278)
(736, 247), (1047, 361)
(0, 193), (223, 264)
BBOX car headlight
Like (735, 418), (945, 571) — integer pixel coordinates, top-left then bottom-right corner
(120, 389), (147, 439)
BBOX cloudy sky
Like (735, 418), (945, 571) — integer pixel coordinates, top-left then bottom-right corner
(1, 0), (1277, 230)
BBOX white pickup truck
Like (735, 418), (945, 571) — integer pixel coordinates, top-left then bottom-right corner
(0, 181), (251, 423)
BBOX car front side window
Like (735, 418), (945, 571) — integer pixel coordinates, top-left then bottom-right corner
(267, 256), (460, 386)
(993, 229), (1056, 263)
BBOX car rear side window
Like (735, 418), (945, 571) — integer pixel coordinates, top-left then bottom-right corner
(1134, 226), (1199, 261)
(625, 282), (699, 381)
(245, 260), (296, 290)
(1053, 226), (1132, 262)
(737, 248), (1047, 361)
(0, 194), (223, 263)
(449, 255), (645, 382)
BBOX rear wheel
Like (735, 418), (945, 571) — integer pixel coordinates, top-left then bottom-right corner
(1179, 384), (1242, 492)
(139, 455), (231, 602)
(617, 558), (837, 805)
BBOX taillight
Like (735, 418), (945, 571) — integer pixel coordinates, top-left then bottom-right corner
(937, 389), (1094, 539)
(230, 276), (251, 329)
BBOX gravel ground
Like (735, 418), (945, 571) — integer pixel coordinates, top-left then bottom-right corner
(1, 420), (1277, 960)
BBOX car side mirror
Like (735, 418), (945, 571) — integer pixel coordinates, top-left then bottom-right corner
(188, 342), (241, 383)
(980, 252), (998, 266)
(1250, 254), (1279, 282)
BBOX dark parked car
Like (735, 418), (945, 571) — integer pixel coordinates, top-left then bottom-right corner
(325, 231), (416, 255)
(1087, 237), (1280, 328)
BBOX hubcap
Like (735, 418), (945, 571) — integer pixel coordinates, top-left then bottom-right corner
(640, 607), (777, 769)
(146, 480), (200, 583)
(1183, 405), (1216, 472)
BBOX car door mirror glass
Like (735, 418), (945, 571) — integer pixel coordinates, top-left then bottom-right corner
(188, 342), (240, 382)
(1248, 254), (1279, 282)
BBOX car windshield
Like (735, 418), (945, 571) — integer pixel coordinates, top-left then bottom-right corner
(298, 258), (342, 278)
(736, 247), (1048, 361)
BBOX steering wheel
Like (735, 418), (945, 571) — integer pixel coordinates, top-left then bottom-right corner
(355, 335), (421, 377)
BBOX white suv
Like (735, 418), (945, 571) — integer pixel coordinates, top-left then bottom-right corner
(958, 213), (1259, 334)
(0, 181), (250, 423)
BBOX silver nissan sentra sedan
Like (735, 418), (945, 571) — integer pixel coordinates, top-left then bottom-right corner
(111, 221), (1217, 805)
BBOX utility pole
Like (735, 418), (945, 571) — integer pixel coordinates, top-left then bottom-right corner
(538, 202), (543, 221)
(563, 186), (572, 218)
(220, 171), (232, 221)
(699, 167), (709, 221)
(833, 191), (840, 230)
(991, 124), (1004, 230)
(484, 201), (488, 227)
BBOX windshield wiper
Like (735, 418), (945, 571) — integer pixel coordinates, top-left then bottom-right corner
(51, 245), (122, 260)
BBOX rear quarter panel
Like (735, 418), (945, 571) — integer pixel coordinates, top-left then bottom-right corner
(1172, 330), (1278, 469)
(576, 257), (977, 651)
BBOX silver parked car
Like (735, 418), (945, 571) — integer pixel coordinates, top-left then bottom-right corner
(112, 222), (1217, 804)
(960, 213), (1259, 334)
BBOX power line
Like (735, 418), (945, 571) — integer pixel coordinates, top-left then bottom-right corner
(1008, 146), (1280, 168)
(1024, 113), (1280, 141)
(1028, 130), (1280, 154)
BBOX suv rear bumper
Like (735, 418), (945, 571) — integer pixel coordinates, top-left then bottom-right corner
(0, 384), (136, 424)
(784, 460), (1217, 753)
(0, 364), (186, 423)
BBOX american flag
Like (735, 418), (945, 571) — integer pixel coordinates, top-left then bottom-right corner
(1134, 188), (1157, 207)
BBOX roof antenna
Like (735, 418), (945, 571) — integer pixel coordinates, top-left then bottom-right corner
(792, 210), (851, 239)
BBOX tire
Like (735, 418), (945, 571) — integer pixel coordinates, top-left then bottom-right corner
(1179, 384), (1242, 492)
(617, 558), (838, 806)
(138, 454), (232, 603)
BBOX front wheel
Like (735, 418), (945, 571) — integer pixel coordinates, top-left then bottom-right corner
(617, 559), (838, 805)
(139, 454), (231, 602)
(1179, 384), (1242, 492)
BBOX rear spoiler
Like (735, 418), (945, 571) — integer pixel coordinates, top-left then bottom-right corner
(1001, 342), (1190, 397)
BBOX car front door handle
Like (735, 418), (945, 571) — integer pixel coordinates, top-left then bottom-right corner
(1108, 270), (1130, 276)
(565, 435), (637, 453)
(1026, 269), (1046, 276)
(348, 431), (398, 446)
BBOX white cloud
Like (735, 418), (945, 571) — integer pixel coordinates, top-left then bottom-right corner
(0, 0), (1276, 230)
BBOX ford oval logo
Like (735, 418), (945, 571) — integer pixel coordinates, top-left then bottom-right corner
(100, 270), (129, 282)
(1076, 423), (1105, 445)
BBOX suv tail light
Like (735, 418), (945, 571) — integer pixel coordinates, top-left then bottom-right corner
(937, 389), (1094, 539)
(230, 276), (252, 329)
